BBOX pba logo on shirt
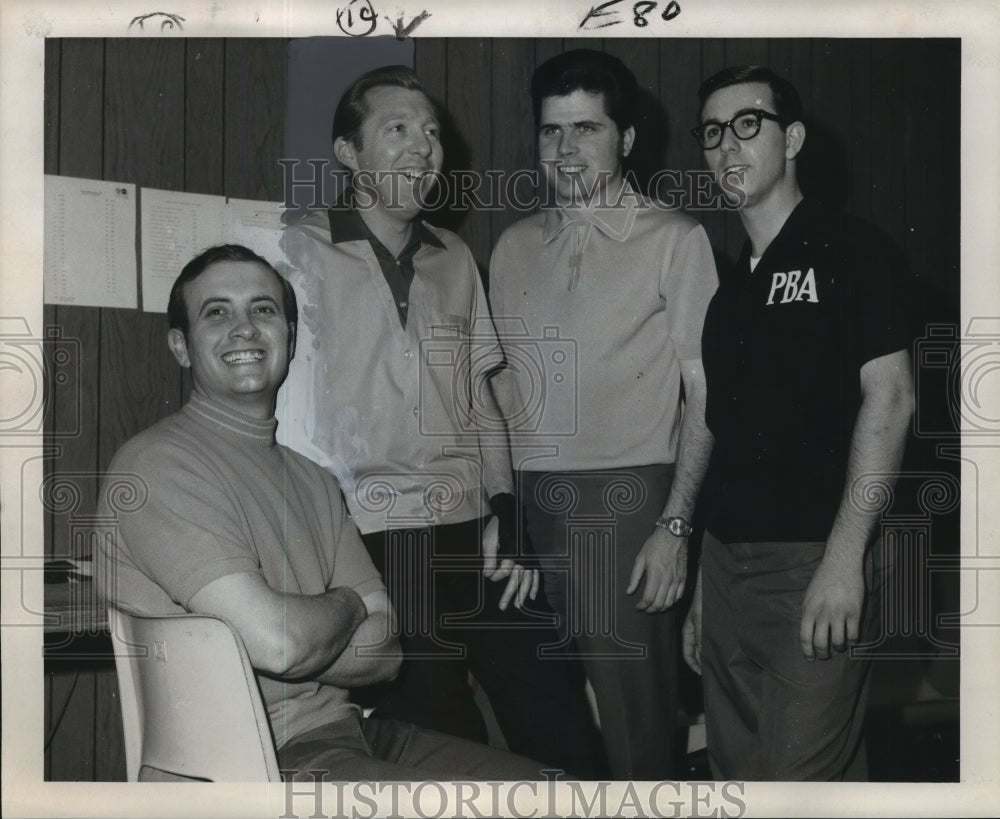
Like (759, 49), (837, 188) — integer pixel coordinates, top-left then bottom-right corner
(766, 268), (819, 306)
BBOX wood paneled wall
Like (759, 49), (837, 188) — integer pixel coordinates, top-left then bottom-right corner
(414, 37), (959, 310)
(43, 37), (288, 780)
(43, 36), (959, 780)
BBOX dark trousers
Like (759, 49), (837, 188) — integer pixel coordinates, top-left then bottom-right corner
(278, 709), (545, 781)
(354, 517), (606, 779)
(520, 465), (680, 780)
(701, 531), (887, 780)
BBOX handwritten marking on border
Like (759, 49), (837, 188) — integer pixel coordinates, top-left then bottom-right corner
(387, 10), (432, 39)
(579, 0), (681, 30)
(128, 12), (185, 32)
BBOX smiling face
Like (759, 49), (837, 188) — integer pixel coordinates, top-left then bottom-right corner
(699, 81), (803, 212)
(538, 89), (635, 206)
(334, 85), (443, 222)
(167, 260), (294, 419)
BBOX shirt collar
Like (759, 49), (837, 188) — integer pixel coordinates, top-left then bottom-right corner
(741, 197), (820, 267)
(771, 198), (819, 247)
(327, 195), (446, 251)
(541, 181), (641, 244)
(183, 392), (277, 447)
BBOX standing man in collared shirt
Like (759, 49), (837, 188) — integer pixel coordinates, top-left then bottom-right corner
(489, 50), (719, 779)
(685, 66), (915, 780)
(276, 65), (605, 777)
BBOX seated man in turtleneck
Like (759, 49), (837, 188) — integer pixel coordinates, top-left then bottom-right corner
(95, 243), (544, 782)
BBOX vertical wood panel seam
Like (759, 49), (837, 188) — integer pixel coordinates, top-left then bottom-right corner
(53, 40), (62, 174)
(97, 38), (108, 486)
(222, 40), (228, 198)
(900, 41), (909, 256)
(91, 666), (98, 779)
(46, 41), (61, 561)
(101, 40), (108, 182)
(851, 39), (861, 219)
(225, 39), (233, 198)
(487, 41), (494, 268)
(182, 39), (189, 196)
(179, 40), (188, 410)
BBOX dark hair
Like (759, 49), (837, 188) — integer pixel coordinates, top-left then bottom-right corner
(167, 244), (297, 336)
(332, 64), (430, 150)
(696, 65), (803, 124)
(531, 49), (639, 134)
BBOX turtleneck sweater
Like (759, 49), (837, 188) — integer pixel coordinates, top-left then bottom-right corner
(97, 391), (384, 747)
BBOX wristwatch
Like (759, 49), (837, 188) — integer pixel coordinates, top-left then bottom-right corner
(655, 515), (693, 537)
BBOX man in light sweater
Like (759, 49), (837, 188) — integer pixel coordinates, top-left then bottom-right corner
(489, 49), (719, 779)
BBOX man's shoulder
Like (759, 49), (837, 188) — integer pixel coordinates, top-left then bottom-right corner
(634, 197), (704, 235)
(101, 412), (205, 512)
(283, 207), (329, 232)
(281, 209), (336, 263)
(419, 219), (473, 255)
(107, 411), (197, 474)
(494, 211), (546, 247)
(841, 210), (902, 252)
(793, 199), (896, 246)
(276, 441), (338, 485)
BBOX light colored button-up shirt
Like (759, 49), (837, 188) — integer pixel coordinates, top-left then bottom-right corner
(276, 207), (502, 534)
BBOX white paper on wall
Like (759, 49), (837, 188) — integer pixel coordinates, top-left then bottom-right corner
(43, 175), (138, 309)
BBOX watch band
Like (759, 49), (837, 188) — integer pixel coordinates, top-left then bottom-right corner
(654, 515), (693, 537)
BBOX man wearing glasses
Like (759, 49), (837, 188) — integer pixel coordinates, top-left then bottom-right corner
(683, 66), (915, 780)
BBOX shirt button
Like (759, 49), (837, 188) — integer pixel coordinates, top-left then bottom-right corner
(400, 300), (408, 308)
(403, 349), (413, 360)
(412, 407), (419, 417)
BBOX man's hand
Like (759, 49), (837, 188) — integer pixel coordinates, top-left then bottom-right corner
(316, 589), (402, 687)
(626, 528), (687, 613)
(682, 568), (703, 675)
(483, 515), (539, 611)
(797, 351), (911, 661)
(799, 551), (865, 660)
